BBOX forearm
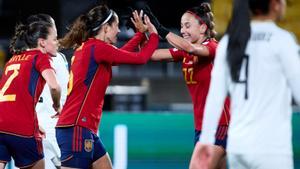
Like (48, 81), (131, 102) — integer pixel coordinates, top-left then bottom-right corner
(121, 32), (146, 52)
(166, 32), (209, 56)
(137, 33), (159, 63)
(41, 69), (62, 109)
(166, 32), (193, 52)
(113, 33), (159, 64)
(50, 85), (61, 108)
(151, 49), (173, 61)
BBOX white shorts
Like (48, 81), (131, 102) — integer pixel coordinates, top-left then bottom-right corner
(228, 153), (294, 169)
(43, 139), (61, 169)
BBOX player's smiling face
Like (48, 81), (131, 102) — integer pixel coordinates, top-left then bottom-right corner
(180, 12), (204, 44)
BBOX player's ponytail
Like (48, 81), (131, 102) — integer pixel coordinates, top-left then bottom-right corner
(226, 0), (251, 82)
(59, 5), (117, 49)
(9, 23), (28, 54)
(59, 14), (89, 49)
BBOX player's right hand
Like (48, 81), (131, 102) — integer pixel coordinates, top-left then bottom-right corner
(51, 104), (61, 118)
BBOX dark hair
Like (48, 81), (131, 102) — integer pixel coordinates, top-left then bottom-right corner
(26, 13), (53, 25)
(186, 3), (217, 38)
(249, 0), (271, 15)
(227, 0), (272, 82)
(60, 5), (117, 49)
(9, 21), (52, 54)
(226, 0), (251, 82)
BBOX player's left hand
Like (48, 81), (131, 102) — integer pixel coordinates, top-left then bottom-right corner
(131, 10), (147, 33)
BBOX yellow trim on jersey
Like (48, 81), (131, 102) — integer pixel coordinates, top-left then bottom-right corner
(75, 68), (100, 124)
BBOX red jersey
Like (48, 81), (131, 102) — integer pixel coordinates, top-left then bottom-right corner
(170, 39), (230, 130)
(57, 32), (159, 134)
(0, 50), (53, 137)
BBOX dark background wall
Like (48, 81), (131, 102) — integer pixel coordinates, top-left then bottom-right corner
(0, 0), (210, 38)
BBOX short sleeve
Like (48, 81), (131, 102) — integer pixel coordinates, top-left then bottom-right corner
(35, 53), (54, 73)
(169, 48), (184, 61)
(202, 39), (218, 57)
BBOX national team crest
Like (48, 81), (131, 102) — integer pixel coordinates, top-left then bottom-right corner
(84, 139), (93, 152)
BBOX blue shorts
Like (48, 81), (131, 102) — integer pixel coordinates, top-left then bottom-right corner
(0, 133), (44, 168)
(194, 125), (228, 149)
(56, 126), (107, 169)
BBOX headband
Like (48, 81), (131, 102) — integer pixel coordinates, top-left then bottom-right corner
(92, 10), (114, 31)
(186, 10), (206, 25)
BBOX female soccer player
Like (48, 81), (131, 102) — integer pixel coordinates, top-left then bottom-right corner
(145, 3), (230, 169)
(55, 5), (159, 169)
(0, 17), (61, 169)
(191, 0), (300, 169)
(26, 13), (69, 169)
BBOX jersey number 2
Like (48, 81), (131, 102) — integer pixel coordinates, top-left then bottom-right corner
(0, 64), (21, 102)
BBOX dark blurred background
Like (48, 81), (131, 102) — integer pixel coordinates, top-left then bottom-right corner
(0, 0), (211, 38)
(0, 0), (299, 111)
(0, 0), (211, 111)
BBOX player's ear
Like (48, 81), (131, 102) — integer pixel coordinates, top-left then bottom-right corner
(199, 24), (207, 34)
(103, 23), (109, 34)
(38, 38), (46, 48)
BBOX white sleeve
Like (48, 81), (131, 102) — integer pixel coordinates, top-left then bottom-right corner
(277, 33), (300, 105)
(200, 36), (230, 144)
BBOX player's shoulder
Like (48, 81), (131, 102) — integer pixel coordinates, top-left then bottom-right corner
(269, 29), (298, 53)
(203, 38), (218, 45)
(33, 50), (51, 61)
(56, 52), (67, 60)
(270, 24), (296, 42)
(83, 38), (117, 54)
(54, 52), (68, 63)
(30, 49), (48, 57)
(22, 50), (51, 65)
(216, 35), (229, 51)
(86, 38), (108, 47)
